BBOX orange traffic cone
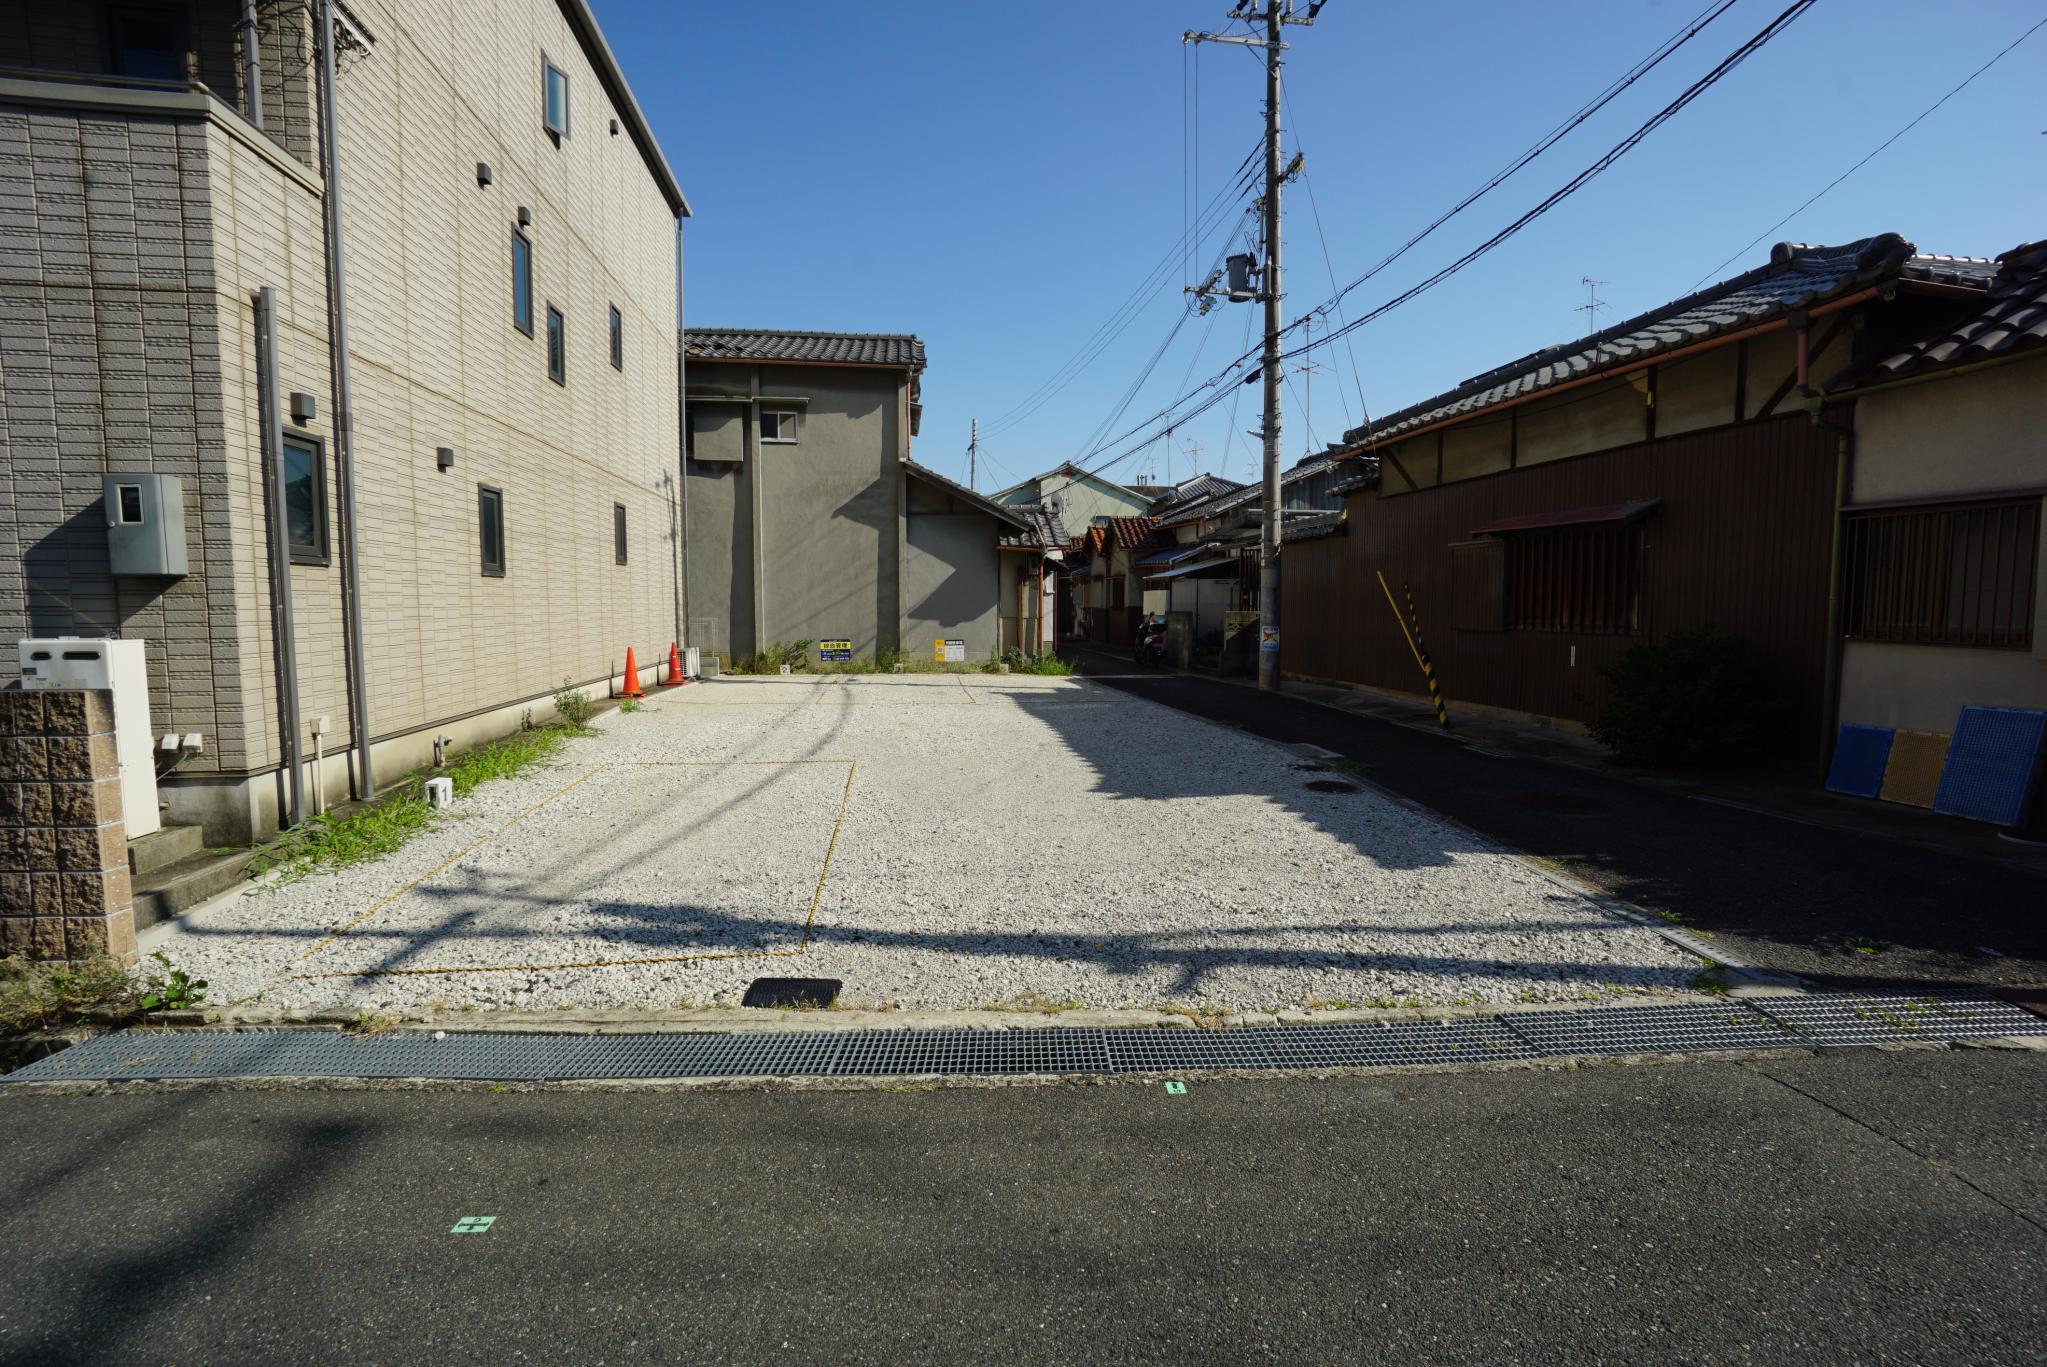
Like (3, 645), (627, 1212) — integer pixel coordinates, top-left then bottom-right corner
(667, 640), (685, 685)
(621, 646), (644, 699)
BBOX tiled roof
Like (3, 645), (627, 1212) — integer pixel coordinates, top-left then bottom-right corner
(1102, 516), (1160, 550)
(1286, 511), (1345, 542)
(1861, 239), (2047, 382)
(998, 502), (1069, 549)
(684, 329), (926, 369)
(1338, 235), (1996, 451)
(1156, 455), (1340, 526)
(1148, 473), (1244, 515)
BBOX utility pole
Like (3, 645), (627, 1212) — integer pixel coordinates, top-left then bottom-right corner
(1186, 0), (1321, 692)
(967, 417), (977, 491)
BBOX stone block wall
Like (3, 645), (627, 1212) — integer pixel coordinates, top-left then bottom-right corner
(0, 689), (135, 964)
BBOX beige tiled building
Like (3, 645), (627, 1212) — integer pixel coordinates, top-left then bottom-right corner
(0, 0), (688, 840)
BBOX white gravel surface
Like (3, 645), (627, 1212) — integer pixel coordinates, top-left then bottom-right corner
(149, 674), (1701, 1013)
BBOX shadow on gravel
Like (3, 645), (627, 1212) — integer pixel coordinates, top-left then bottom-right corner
(1065, 651), (2047, 994)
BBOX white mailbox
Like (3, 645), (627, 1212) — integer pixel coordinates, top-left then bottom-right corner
(15, 638), (161, 839)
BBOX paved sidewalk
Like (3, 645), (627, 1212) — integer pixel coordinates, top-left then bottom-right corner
(2, 1048), (2041, 1363)
(1069, 649), (2047, 993)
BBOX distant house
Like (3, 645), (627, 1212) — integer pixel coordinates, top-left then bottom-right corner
(987, 463), (1153, 530)
(1291, 234), (2040, 770)
(682, 329), (1056, 664)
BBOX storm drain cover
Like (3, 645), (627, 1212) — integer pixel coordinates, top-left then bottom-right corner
(9, 994), (2045, 1085)
(741, 977), (843, 1009)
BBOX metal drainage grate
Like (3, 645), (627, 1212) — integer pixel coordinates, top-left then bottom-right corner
(7, 993), (2044, 1085)
(1746, 993), (2047, 1047)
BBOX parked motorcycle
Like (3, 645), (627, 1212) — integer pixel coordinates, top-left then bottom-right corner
(1133, 616), (1168, 669)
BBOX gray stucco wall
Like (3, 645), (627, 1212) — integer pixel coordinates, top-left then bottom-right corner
(685, 362), (906, 661)
(902, 475), (1000, 661)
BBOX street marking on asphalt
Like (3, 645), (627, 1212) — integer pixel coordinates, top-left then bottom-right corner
(287, 759), (859, 981)
(451, 1216), (496, 1234)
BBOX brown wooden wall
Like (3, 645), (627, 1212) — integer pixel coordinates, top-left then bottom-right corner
(1281, 415), (1841, 746)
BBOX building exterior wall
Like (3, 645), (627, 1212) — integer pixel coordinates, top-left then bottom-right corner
(991, 469), (1149, 528)
(1837, 357), (2047, 733)
(1, 0), (683, 840)
(902, 493), (1000, 662)
(685, 361), (908, 661)
(1283, 415), (1841, 738)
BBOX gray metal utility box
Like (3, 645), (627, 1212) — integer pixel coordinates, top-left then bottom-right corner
(104, 473), (187, 577)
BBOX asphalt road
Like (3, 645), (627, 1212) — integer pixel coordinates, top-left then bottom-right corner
(2, 1049), (2043, 1364)
(1066, 652), (2047, 992)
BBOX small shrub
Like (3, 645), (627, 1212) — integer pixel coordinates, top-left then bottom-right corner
(617, 698), (644, 714)
(1590, 628), (1789, 769)
(138, 950), (207, 1011)
(732, 639), (815, 674)
(552, 677), (594, 731)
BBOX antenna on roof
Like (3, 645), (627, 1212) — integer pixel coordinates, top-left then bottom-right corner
(1577, 276), (1609, 337)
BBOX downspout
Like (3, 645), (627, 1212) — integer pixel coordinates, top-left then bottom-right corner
(1816, 405), (1854, 780)
(315, 0), (374, 799)
(676, 223), (690, 652)
(239, 0), (263, 129)
(255, 287), (303, 828)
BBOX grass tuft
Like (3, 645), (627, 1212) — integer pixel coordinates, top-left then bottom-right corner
(0, 954), (136, 1034)
(987, 991), (1084, 1014)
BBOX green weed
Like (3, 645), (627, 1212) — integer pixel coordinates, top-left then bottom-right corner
(1846, 935), (1889, 957)
(0, 954), (136, 1033)
(138, 950), (208, 1011)
(551, 677), (595, 731)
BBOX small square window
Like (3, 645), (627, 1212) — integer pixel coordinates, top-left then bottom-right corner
(512, 230), (533, 336)
(478, 485), (505, 577)
(283, 435), (329, 565)
(546, 306), (565, 385)
(609, 305), (623, 371)
(613, 502), (628, 565)
(759, 410), (798, 444)
(543, 58), (569, 138)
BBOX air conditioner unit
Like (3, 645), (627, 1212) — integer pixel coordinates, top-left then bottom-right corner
(16, 637), (161, 838)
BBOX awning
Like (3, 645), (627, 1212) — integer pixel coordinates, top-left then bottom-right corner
(1469, 498), (1661, 536)
(1136, 543), (1212, 568)
(1146, 556), (1237, 582)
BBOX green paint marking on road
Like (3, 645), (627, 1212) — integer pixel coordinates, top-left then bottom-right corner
(1163, 1081), (1186, 1095)
(451, 1216), (497, 1234)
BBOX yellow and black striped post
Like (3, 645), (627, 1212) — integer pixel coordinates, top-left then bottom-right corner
(1376, 570), (1449, 728)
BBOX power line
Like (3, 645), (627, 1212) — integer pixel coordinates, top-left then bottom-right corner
(1686, 13), (2047, 290)
(1070, 0), (1818, 476)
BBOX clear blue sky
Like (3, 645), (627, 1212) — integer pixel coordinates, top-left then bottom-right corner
(602, 0), (2045, 493)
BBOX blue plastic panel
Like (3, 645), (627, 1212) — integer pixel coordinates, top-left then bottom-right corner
(1933, 707), (2047, 826)
(1825, 724), (1894, 798)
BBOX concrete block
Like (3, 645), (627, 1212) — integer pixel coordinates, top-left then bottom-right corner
(57, 824), (123, 873)
(22, 827), (55, 871)
(26, 917), (64, 958)
(0, 915), (31, 955)
(0, 737), (47, 781)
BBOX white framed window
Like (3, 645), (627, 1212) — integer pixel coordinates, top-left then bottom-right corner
(542, 57), (569, 138)
(759, 410), (798, 444)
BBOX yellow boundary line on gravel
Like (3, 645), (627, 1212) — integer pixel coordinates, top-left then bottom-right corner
(285, 759), (858, 980)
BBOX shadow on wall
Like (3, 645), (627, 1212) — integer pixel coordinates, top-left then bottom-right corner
(21, 504), (120, 638)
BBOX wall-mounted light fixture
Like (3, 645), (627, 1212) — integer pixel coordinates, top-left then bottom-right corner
(476, 161), (493, 188)
(289, 391), (317, 424)
(436, 446), (456, 471)
(609, 118), (619, 136)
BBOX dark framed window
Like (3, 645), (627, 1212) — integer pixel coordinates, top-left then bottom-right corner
(110, 6), (186, 81)
(511, 229), (533, 336)
(613, 502), (628, 565)
(478, 485), (505, 577)
(546, 306), (565, 385)
(542, 57), (570, 138)
(1504, 522), (1642, 634)
(282, 433), (329, 565)
(759, 409), (797, 443)
(1843, 497), (2038, 649)
(608, 305), (623, 370)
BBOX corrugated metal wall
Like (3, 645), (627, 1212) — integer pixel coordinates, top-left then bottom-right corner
(1281, 415), (1840, 744)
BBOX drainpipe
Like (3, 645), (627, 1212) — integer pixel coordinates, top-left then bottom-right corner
(255, 287), (304, 829)
(675, 223), (690, 652)
(239, 0), (263, 129)
(1817, 416), (1854, 780)
(315, 0), (374, 799)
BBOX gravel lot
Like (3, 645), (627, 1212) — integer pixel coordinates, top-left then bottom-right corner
(149, 673), (1701, 1012)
